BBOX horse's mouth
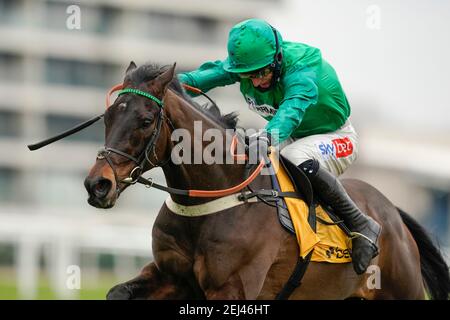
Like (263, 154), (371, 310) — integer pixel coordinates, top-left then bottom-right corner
(87, 196), (116, 209)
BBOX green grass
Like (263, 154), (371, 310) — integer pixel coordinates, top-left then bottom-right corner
(0, 269), (116, 300)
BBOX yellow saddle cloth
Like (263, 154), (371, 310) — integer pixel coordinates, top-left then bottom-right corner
(270, 152), (352, 263)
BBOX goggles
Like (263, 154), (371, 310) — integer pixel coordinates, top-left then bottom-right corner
(238, 66), (273, 79)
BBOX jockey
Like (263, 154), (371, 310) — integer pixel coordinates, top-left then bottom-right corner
(178, 18), (381, 274)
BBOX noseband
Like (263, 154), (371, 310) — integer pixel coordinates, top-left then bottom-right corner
(98, 87), (171, 191)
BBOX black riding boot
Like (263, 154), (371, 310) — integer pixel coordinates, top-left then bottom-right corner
(300, 159), (381, 274)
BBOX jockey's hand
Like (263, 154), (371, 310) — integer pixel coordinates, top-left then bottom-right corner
(246, 131), (271, 164)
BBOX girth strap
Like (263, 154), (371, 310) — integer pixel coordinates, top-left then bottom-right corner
(275, 250), (314, 300)
(272, 155), (317, 300)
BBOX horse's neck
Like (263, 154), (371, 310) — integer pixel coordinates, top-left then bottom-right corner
(161, 90), (247, 205)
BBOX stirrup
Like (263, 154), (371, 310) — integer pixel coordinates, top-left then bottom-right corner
(349, 231), (377, 246)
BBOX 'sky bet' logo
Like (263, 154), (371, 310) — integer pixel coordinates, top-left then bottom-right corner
(332, 137), (353, 158)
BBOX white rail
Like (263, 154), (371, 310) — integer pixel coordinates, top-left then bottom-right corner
(0, 209), (155, 299)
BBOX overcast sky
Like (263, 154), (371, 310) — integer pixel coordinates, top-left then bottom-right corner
(266, 0), (450, 135)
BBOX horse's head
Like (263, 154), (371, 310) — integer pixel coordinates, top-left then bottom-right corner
(84, 61), (175, 208)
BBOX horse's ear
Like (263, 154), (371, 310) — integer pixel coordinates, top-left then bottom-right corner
(157, 63), (176, 92)
(126, 61), (137, 74)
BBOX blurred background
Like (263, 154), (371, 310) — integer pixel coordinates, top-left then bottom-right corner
(0, 0), (449, 299)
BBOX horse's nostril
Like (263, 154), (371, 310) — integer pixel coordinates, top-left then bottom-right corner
(85, 177), (112, 199)
(95, 180), (106, 192)
(93, 178), (112, 199)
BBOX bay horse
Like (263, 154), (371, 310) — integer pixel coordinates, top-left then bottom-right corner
(84, 62), (450, 299)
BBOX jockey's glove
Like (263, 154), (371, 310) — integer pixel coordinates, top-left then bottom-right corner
(245, 131), (272, 164)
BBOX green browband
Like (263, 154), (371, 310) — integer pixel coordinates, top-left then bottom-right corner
(118, 88), (163, 107)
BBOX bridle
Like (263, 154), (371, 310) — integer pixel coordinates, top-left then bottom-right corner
(27, 81), (267, 199)
(99, 85), (172, 190)
(101, 83), (269, 198)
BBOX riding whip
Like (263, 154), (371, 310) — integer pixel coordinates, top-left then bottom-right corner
(27, 113), (104, 151)
(27, 84), (210, 151)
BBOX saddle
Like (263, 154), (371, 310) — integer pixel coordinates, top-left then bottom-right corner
(241, 151), (352, 299)
(274, 154), (315, 234)
(252, 151), (353, 263)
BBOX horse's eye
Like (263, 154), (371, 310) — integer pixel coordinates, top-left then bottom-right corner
(142, 119), (152, 128)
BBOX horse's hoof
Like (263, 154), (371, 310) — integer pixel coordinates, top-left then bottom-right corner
(106, 284), (133, 300)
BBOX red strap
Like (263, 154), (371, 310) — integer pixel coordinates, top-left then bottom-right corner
(188, 159), (265, 197)
(188, 136), (263, 197)
(106, 83), (124, 108)
(181, 83), (202, 94)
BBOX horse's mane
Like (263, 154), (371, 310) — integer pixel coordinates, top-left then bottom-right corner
(125, 63), (239, 129)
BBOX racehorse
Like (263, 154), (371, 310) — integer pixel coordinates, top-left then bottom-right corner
(84, 62), (450, 299)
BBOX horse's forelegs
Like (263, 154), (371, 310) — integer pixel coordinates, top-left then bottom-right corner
(106, 262), (194, 300)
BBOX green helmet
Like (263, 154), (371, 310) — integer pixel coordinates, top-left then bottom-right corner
(223, 19), (283, 73)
